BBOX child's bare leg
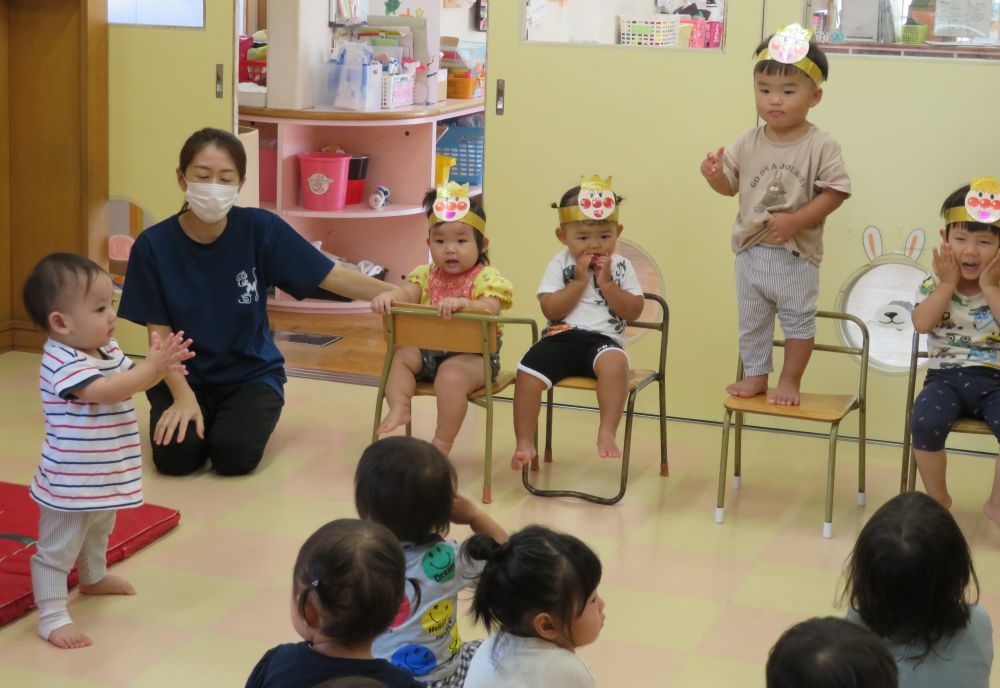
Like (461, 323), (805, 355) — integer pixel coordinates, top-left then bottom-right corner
(914, 449), (952, 509)
(769, 337), (814, 406)
(431, 354), (488, 455)
(512, 370), (546, 469)
(726, 375), (768, 398)
(594, 351), (629, 458)
(37, 598), (90, 649)
(983, 452), (1000, 527)
(378, 346), (423, 434)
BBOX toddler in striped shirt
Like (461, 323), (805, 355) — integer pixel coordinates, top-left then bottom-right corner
(22, 253), (193, 649)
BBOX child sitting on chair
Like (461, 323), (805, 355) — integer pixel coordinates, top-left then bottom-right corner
(371, 184), (513, 456)
(911, 178), (1000, 524)
(700, 24), (851, 406)
(511, 177), (644, 468)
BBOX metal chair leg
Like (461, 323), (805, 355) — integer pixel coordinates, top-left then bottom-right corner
(907, 449), (917, 491)
(543, 387), (554, 463)
(900, 424), (913, 493)
(405, 422), (412, 438)
(733, 411), (743, 489)
(658, 376), (669, 477)
(482, 399), (493, 504)
(858, 407), (866, 506)
(716, 409), (733, 524)
(823, 422), (840, 539)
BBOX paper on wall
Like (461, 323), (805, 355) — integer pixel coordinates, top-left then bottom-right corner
(934, 0), (993, 38)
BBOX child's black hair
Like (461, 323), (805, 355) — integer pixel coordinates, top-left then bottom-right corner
(842, 491), (978, 661)
(354, 437), (456, 545)
(465, 525), (602, 645)
(23, 253), (108, 331)
(422, 188), (489, 265)
(293, 518), (406, 649)
(942, 184), (1000, 238)
(766, 617), (898, 688)
(552, 185), (625, 225)
(753, 35), (830, 83)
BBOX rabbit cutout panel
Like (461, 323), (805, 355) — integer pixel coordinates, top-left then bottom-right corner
(835, 226), (929, 372)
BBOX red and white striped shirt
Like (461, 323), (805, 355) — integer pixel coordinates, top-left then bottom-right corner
(30, 338), (143, 512)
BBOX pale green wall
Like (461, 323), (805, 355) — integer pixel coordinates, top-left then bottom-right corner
(485, 0), (1000, 451)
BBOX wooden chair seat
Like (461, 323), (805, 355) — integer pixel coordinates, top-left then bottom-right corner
(554, 369), (655, 393)
(724, 392), (859, 423)
(414, 371), (516, 400)
(951, 417), (991, 435)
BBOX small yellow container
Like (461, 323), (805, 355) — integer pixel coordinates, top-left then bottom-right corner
(435, 154), (458, 186)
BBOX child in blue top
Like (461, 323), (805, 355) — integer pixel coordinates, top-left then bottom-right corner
(910, 179), (1000, 520)
(355, 437), (508, 687)
(246, 519), (421, 688)
(371, 185), (512, 457)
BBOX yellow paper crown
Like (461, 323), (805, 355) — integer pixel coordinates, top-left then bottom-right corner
(557, 175), (620, 224)
(431, 181), (486, 235)
(949, 176), (1000, 227)
(755, 24), (824, 87)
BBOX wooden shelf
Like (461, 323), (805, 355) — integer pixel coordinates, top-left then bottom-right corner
(240, 98), (484, 124)
(283, 203), (425, 219)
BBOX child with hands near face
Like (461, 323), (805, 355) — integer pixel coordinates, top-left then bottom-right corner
(371, 185), (513, 456)
(910, 179), (1000, 525)
(511, 178), (644, 468)
(22, 253), (194, 649)
(701, 25), (851, 406)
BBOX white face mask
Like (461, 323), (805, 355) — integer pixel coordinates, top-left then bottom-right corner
(184, 179), (239, 223)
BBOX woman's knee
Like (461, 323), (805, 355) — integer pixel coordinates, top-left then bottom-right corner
(210, 439), (265, 476)
(152, 438), (208, 476)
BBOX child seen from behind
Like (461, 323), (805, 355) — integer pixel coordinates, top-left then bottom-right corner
(355, 437), (507, 686)
(511, 177), (644, 468)
(23, 253), (193, 649)
(463, 525), (605, 688)
(371, 184), (513, 456)
(700, 24), (850, 405)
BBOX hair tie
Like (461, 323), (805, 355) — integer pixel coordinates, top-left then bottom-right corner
(311, 579), (320, 588)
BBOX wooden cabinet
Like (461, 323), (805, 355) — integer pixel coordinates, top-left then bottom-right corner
(239, 99), (484, 313)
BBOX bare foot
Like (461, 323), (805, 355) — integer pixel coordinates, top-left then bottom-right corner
(377, 405), (411, 435)
(768, 379), (801, 406)
(79, 575), (135, 596)
(984, 501), (1000, 527)
(431, 436), (454, 456)
(47, 623), (92, 649)
(597, 432), (621, 459)
(726, 375), (767, 398)
(511, 441), (537, 470)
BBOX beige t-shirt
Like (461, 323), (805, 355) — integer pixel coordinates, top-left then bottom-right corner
(723, 124), (851, 266)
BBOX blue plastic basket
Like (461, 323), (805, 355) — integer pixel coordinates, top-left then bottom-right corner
(436, 125), (484, 186)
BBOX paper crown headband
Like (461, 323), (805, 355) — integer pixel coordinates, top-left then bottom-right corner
(557, 176), (620, 224)
(755, 24), (825, 87)
(945, 177), (1000, 227)
(431, 182), (486, 234)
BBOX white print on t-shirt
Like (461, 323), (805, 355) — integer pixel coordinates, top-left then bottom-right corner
(236, 268), (259, 304)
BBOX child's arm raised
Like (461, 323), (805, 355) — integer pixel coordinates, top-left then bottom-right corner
(370, 282), (423, 314)
(539, 254), (590, 321)
(700, 147), (735, 196)
(766, 189), (849, 242)
(912, 246), (959, 333)
(594, 256), (644, 321)
(452, 493), (508, 543)
(72, 331), (193, 405)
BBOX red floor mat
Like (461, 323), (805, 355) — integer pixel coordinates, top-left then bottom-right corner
(0, 482), (180, 626)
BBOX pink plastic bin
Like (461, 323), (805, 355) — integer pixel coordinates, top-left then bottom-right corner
(297, 152), (351, 211)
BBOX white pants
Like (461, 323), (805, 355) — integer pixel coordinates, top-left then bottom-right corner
(31, 506), (115, 604)
(735, 245), (819, 377)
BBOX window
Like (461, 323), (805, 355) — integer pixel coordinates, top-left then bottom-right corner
(108, 0), (205, 28)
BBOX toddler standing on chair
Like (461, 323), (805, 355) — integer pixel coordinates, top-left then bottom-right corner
(22, 253), (193, 649)
(371, 184), (513, 456)
(700, 24), (851, 405)
(511, 177), (644, 468)
(911, 178), (1000, 525)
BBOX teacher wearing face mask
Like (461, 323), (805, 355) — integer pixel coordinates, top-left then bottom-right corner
(119, 128), (391, 477)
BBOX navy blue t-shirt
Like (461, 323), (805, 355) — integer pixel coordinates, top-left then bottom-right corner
(118, 207), (334, 396)
(246, 642), (422, 688)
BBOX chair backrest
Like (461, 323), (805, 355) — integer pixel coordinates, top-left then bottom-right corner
(736, 310), (870, 403)
(384, 303), (499, 355)
(627, 293), (669, 376)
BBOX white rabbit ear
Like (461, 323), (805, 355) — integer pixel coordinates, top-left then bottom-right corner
(904, 228), (925, 262)
(863, 226), (883, 262)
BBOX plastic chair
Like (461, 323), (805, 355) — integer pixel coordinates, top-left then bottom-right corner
(372, 303), (538, 504)
(521, 293), (669, 505)
(715, 311), (870, 538)
(899, 331), (992, 492)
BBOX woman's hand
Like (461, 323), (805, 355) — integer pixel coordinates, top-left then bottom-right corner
(154, 392), (204, 446)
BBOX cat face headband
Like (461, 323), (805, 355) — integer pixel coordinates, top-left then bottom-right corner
(945, 177), (1000, 227)
(557, 176), (620, 224)
(431, 182), (486, 234)
(755, 24), (824, 87)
